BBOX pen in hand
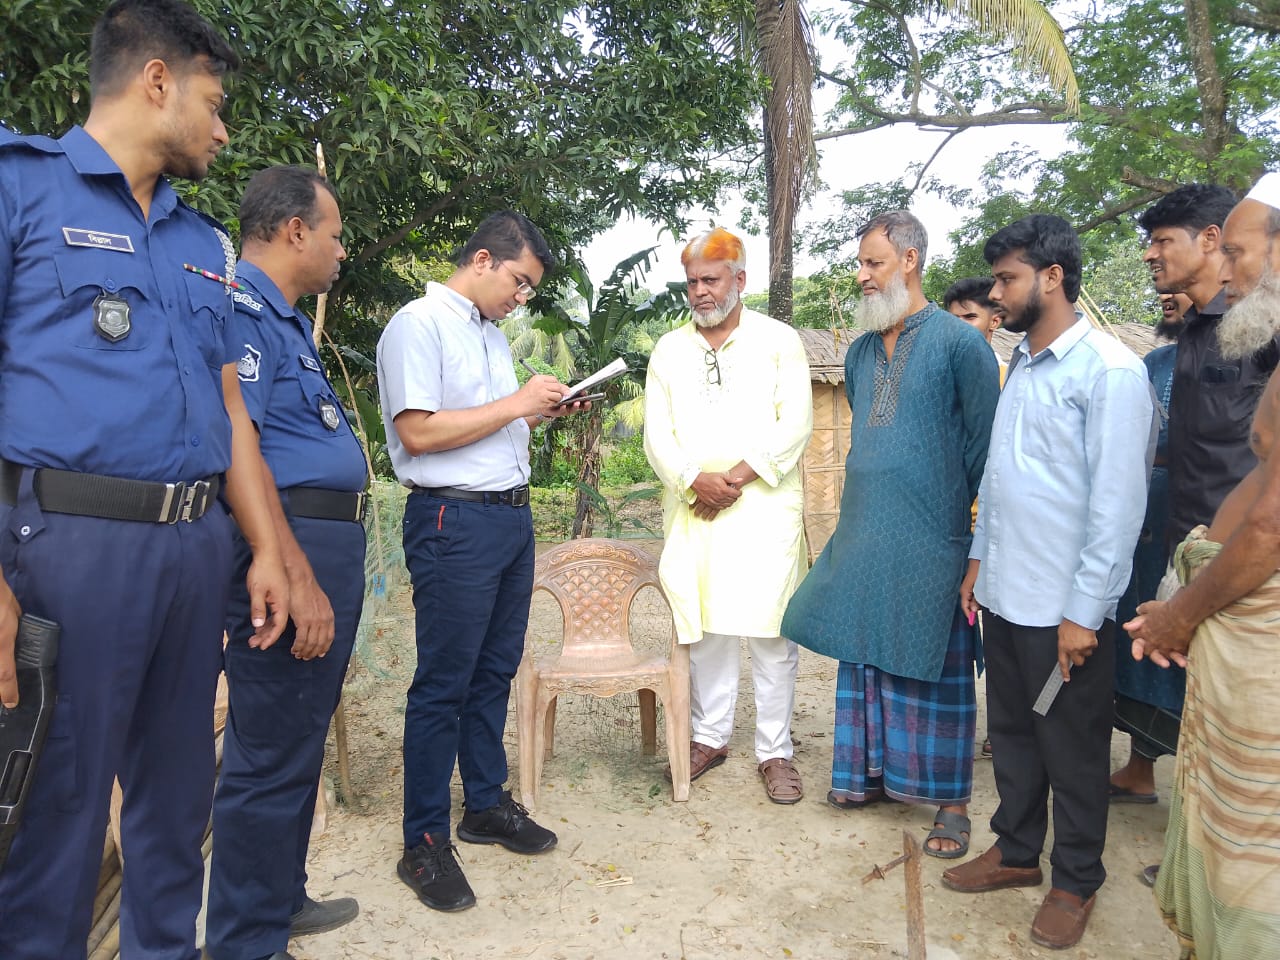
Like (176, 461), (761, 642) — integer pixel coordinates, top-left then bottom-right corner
(520, 358), (539, 377)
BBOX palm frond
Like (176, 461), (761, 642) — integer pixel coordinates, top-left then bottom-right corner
(611, 395), (646, 432)
(941, 0), (1079, 112)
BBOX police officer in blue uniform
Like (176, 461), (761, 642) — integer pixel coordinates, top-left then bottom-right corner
(205, 166), (368, 960)
(0, 3), (290, 959)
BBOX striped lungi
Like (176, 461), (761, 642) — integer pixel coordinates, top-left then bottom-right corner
(830, 604), (977, 805)
(1156, 527), (1280, 959)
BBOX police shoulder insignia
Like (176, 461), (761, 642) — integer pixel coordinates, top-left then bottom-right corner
(237, 343), (262, 382)
(233, 290), (264, 312)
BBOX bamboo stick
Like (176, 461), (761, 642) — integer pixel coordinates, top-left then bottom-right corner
(312, 141), (330, 348)
(902, 829), (926, 960)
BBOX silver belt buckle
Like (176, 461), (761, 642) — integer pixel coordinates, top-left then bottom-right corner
(163, 480), (210, 523)
(354, 491), (368, 522)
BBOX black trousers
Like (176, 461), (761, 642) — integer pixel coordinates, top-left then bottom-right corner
(984, 613), (1115, 900)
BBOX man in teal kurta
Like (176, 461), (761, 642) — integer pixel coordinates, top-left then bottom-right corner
(782, 211), (998, 858)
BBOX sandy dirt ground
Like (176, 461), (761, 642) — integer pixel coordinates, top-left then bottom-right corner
(294, 541), (1180, 960)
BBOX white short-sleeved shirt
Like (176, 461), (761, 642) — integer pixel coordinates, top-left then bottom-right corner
(376, 281), (530, 489)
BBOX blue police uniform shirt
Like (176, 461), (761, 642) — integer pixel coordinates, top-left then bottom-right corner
(0, 126), (238, 481)
(229, 261), (367, 492)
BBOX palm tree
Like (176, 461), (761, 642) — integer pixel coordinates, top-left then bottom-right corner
(753, 0), (1080, 323)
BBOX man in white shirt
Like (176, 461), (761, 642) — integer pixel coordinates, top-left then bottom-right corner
(377, 212), (582, 912)
(644, 227), (813, 803)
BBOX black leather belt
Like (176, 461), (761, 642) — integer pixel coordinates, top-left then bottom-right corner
(0, 459), (219, 524)
(283, 487), (367, 523)
(419, 485), (530, 507)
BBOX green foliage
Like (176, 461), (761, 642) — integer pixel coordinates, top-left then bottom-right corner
(521, 248), (686, 532)
(744, 272), (859, 328)
(1, 0), (763, 365)
(573, 483), (662, 539)
(600, 434), (658, 486)
(810, 0), (1280, 276)
(1082, 235), (1159, 327)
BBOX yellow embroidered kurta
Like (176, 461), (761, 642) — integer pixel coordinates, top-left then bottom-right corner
(643, 309), (813, 644)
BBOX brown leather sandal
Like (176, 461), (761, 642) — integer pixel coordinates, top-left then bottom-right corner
(665, 741), (728, 783)
(758, 758), (803, 804)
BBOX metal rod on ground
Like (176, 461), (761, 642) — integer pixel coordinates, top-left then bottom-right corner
(903, 829), (927, 960)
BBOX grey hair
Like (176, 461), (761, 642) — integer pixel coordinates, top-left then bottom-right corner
(856, 210), (929, 270)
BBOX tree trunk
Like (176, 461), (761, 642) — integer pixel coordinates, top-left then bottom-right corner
(571, 411), (604, 538)
(1183, 0), (1230, 163)
(763, 106), (796, 324)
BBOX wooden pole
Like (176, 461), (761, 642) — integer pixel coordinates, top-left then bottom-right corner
(902, 829), (927, 960)
(312, 141), (330, 349)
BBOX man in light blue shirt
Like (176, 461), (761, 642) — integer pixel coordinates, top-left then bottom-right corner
(943, 215), (1154, 952)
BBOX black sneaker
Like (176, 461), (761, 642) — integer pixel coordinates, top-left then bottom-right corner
(397, 833), (476, 912)
(457, 790), (558, 854)
(288, 894), (359, 936)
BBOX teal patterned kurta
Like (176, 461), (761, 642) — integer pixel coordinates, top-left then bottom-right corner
(782, 304), (999, 682)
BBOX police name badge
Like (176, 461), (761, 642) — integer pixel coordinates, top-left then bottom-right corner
(92, 290), (131, 342)
(318, 398), (341, 432)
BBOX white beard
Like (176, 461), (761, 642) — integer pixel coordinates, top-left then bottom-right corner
(1218, 269), (1280, 361)
(855, 272), (911, 333)
(692, 285), (740, 329)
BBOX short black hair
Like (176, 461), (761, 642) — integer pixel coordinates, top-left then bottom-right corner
(239, 166), (337, 245)
(943, 276), (996, 311)
(1137, 184), (1237, 238)
(983, 214), (1082, 303)
(90, 0), (240, 98)
(455, 211), (555, 272)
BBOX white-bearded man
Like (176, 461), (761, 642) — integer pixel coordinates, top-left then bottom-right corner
(643, 227), (813, 804)
(1126, 172), (1280, 960)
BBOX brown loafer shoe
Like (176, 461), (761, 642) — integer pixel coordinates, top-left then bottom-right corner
(665, 740), (728, 782)
(758, 758), (803, 804)
(1030, 888), (1096, 949)
(942, 845), (1043, 893)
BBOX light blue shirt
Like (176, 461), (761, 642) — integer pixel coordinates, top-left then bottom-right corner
(377, 281), (530, 490)
(971, 317), (1156, 629)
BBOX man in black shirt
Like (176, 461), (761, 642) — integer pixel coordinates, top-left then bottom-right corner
(1110, 184), (1277, 808)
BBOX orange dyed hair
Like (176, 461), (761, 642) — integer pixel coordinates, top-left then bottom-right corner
(681, 228), (746, 272)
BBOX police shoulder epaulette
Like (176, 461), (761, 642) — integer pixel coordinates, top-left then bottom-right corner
(0, 127), (63, 154)
(232, 289), (265, 313)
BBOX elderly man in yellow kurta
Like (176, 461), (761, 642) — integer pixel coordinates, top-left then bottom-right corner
(643, 227), (814, 803)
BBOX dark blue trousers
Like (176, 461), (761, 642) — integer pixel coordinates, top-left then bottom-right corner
(0, 475), (233, 960)
(401, 492), (533, 847)
(206, 513), (365, 960)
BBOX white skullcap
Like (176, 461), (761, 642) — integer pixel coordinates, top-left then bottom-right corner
(1245, 172), (1280, 211)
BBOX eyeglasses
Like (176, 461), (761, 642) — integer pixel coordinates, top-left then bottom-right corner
(704, 348), (721, 386)
(495, 260), (537, 301)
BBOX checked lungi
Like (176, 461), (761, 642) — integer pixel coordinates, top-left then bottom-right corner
(830, 605), (977, 805)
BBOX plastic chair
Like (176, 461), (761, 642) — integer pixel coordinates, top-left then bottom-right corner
(515, 538), (690, 809)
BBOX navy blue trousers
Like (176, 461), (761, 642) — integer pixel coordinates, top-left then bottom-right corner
(206, 513), (365, 960)
(401, 492), (533, 847)
(0, 474), (233, 960)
